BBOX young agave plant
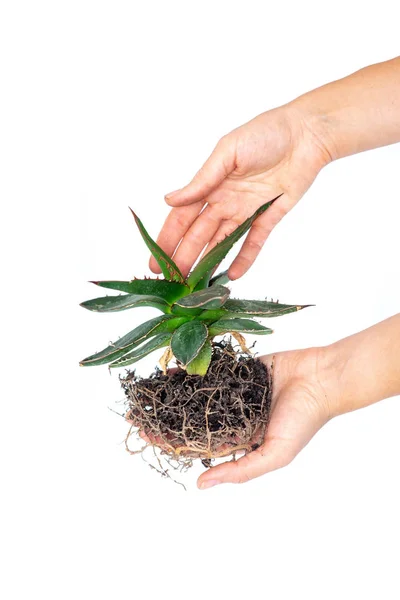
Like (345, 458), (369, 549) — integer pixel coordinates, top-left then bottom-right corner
(80, 196), (310, 375)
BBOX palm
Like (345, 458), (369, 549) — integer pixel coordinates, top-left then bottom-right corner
(135, 348), (332, 486)
(151, 106), (328, 279)
(197, 348), (331, 487)
(261, 349), (330, 459)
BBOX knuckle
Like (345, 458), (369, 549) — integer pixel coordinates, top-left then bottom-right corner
(237, 473), (251, 484)
(233, 455), (252, 484)
(185, 228), (202, 245)
(245, 238), (265, 252)
(259, 437), (296, 472)
(276, 456), (291, 470)
(217, 134), (229, 149)
(276, 448), (296, 470)
(175, 214), (192, 231)
(270, 204), (288, 225)
(235, 253), (251, 267)
(193, 167), (206, 183)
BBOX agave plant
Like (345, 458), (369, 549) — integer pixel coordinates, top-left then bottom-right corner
(80, 196), (310, 375)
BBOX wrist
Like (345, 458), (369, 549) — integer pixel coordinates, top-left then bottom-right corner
(289, 57), (400, 163)
(316, 342), (352, 419)
(317, 315), (400, 418)
(287, 95), (338, 167)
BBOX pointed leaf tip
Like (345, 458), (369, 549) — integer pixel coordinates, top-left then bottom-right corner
(223, 299), (313, 318)
(128, 206), (138, 220)
(297, 304), (315, 310)
(130, 208), (185, 284)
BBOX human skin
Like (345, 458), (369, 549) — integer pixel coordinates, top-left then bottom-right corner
(198, 314), (400, 488)
(149, 56), (400, 280)
(146, 57), (400, 487)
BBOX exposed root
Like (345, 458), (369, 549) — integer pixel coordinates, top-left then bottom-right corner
(159, 346), (173, 375)
(230, 331), (252, 354)
(120, 341), (272, 471)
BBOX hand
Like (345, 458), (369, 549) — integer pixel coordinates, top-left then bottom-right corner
(150, 104), (331, 280)
(198, 313), (400, 488)
(197, 346), (335, 488)
(128, 316), (399, 488)
(130, 347), (335, 485)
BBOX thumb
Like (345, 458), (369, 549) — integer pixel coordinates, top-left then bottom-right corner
(197, 387), (327, 488)
(165, 136), (236, 206)
(197, 437), (298, 488)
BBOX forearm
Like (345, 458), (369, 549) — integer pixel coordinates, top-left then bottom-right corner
(290, 57), (400, 161)
(322, 314), (400, 417)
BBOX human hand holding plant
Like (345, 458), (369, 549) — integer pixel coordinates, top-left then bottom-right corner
(197, 347), (333, 488)
(152, 57), (400, 280)
(80, 201), (311, 466)
(198, 314), (400, 488)
(80, 57), (400, 486)
(151, 105), (330, 280)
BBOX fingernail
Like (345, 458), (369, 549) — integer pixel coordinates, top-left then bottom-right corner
(165, 189), (181, 200)
(199, 479), (221, 490)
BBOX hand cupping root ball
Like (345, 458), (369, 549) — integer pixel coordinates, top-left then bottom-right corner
(80, 196), (312, 471)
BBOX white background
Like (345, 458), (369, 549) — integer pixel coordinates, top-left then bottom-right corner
(1, 1), (399, 599)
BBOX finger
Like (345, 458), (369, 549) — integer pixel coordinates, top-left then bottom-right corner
(197, 389), (325, 488)
(139, 430), (151, 443)
(139, 429), (170, 448)
(228, 197), (290, 279)
(197, 438), (296, 488)
(171, 206), (222, 276)
(149, 201), (205, 274)
(199, 219), (241, 261)
(165, 136), (236, 207)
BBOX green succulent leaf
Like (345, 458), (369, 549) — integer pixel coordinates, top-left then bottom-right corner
(193, 275), (211, 292)
(209, 270), (230, 287)
(171, 321), (208, 367)
(130, 208), (185, 283)
(80, 294), (170, 313)
(91, 279), (188, 304)
(196, 308), (228, 322)
(224, 299), (312, 317)
(186, 195), (281, 290)
(80, 315), (189, 366)
(109, 333), (172, 368)
(209, 317), (273, 336)
(186, 340), (212, 376)
(171, 285), (230, 316)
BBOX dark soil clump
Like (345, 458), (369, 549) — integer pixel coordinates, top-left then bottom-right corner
(121, 342), (272, 463)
